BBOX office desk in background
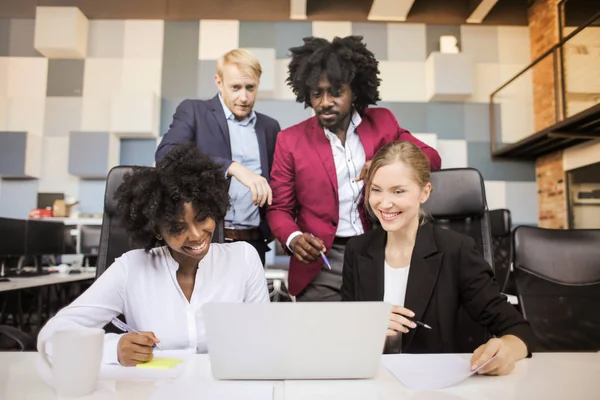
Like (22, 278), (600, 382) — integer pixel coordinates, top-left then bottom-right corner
(0, 270), (96, 293)
(0, 352), (598, 399)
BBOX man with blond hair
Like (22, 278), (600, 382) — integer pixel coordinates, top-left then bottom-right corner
(156, 49), (281, 264)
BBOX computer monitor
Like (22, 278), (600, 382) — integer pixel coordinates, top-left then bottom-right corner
(0, 218), (27, 257)
(25, 219), (65, 256)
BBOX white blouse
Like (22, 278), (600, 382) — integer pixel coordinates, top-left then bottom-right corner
(37, 242), (269, 364)
(383, 261), (411, 307)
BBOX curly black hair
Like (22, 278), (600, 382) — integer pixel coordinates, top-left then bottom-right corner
(114, 144), (230, 250)
(286, 35), (381, 113)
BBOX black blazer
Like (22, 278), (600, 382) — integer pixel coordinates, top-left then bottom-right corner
(341, 222), (534, 354)
(155, 95), (281, 240)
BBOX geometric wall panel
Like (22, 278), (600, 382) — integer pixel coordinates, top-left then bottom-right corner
(469, 63), (502, 103)
(46, 59), (85, 96)
(274, 22), (312, 59)
(312, 21), (352, 42)
(437, 139), (468, 168)
(7, 97), (46, 136)
(43, 97), (82, 137)
(378, 61), (427, 101)
(0, 131), (41, 178)
(497, 26), (531, 65)
(199, 20), (239, 60)
(123, 20), (164, 59)
(387, 23), (426, 62)
(77, 179), (106, 214)
(7, 57), (48, 98)
(34, 7), (89, 59)
(120, 138), (157, 166)
(352, 22), (387, 61)
(379, 101), (427, 133)
(254, 99), (312, 130)
(239, 22), (276, 48)
(0, 179), (39, 219)
(110, 90), (160, 137)
(8, 19), (41, 57)
(121, 58), (162, 95)
(38, 136), (79, 198)
(411, 133), (438, 150)
(426, 102), (465, 140)
(68, 131), (119, 178)
(426, 52), (473, 102)
(197, 60), (217, 99)
(460, 25), (499, 64)
(274, 59), (295, 100)
(505, 181), (538, 225)
(484, 180), (507, 210)
(87, 20), (125, 58)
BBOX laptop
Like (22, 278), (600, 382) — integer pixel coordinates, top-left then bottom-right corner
(202, 302), (391, 380)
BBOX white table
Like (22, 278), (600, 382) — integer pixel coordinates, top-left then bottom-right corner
(0, 271), (96, 293)
(0, 352), (598, 399)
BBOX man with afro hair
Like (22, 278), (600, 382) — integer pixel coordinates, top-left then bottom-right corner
(267, 36), (442, 302)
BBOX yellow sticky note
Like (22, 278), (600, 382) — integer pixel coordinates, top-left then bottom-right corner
(136, 357), (183, 369)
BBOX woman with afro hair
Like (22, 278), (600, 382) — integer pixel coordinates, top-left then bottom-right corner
(267, 35), (441, 302)
(38, 144), (269, 366)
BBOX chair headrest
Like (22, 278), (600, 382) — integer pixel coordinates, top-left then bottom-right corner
(104, 166), (137, 215)
(513, 226), (600, 284)
(490, 209), (512, 236)
(423, 168), (486, 218)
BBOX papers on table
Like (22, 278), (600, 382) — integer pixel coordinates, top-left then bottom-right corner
(149, 382), (273, 400)
(382, 354), (497, 390)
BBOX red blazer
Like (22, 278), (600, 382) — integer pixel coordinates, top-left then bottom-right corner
(266, 107), (442, 295)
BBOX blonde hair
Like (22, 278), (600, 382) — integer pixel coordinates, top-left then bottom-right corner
(363, 141), (432, 223)
(216, 49), (262, 79)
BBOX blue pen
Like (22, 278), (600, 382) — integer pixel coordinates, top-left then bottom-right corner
(310, 233), (332, 270)
(110, 317), (161, 350)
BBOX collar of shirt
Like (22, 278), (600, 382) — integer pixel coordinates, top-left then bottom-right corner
(218, 93), (256, 127)
(323, 109), (362, 142)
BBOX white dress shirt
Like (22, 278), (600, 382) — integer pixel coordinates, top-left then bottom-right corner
(286, 111), (365, 249)
(383, 262), (411, 307)
(37, 242), (269, 364)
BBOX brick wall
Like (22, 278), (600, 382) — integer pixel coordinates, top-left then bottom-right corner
(536, 151), (568, 228)
(528, 0), (567, 229)
(528, 0), (559, 131)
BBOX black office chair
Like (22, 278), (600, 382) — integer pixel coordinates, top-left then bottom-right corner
(490, 209), (513, 294)
(513, 226), (600, 352)
(422, 168), (494, 352)
(96, 165), (225, 277)
(0, 325), (35, 351)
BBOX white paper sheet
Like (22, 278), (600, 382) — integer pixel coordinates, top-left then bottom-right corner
(382, 353), (497, 390)
(149, 381), (274, 400)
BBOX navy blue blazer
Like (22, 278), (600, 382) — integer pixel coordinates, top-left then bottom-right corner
(156, 95), (281, 240)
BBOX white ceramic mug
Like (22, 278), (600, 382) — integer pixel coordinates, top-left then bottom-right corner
(39, 328), (104, 397)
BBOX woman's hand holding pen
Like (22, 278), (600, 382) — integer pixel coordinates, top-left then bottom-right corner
(117, 331), (160, 366)
(290, 233), (326, 263)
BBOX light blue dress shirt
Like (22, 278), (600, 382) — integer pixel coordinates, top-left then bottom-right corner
(219, 94), (262, 230)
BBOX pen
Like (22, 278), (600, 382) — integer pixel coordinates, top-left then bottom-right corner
(310, 233), (332, 270)
(110, 317), (161, 349)
(412, 320), (432, 330)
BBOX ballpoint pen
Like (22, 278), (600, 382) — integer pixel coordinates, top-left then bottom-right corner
(310, 233), (332, 270)
(110, 317), (161, 349)
(411, 320), (432, 330)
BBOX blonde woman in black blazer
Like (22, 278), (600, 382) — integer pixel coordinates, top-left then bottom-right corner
(341, 141), (533, 376)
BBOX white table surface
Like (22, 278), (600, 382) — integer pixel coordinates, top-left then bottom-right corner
(0, 352), (598, 400)
(0, 271), (96, 293)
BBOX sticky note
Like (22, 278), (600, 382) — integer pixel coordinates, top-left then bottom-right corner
(136, 357), (183, 369)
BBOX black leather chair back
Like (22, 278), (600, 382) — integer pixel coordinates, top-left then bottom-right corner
(490, 209), (512, 293)
(513, 226), (600, 351)
(96, 166), (225, 279)
(422, 168), (494, 352)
